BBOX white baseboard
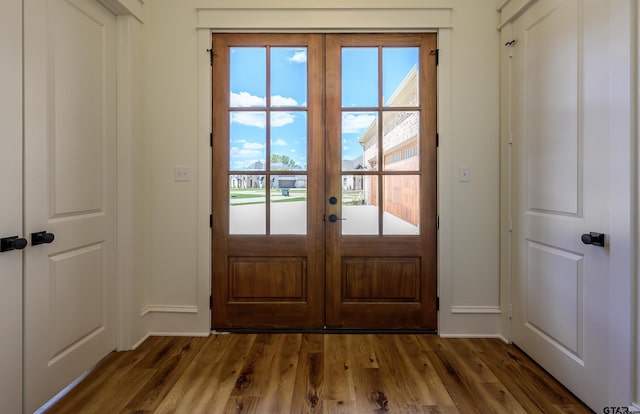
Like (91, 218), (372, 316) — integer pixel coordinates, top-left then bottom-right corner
(147, 331), (210, 338)
(131, 332), (151, 350)
(450, 306), (502, 314)
(440, 333), (509, 343)
(140, 305), (199, 317)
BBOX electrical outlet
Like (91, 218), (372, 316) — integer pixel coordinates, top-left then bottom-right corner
(174, 165), (192, 182)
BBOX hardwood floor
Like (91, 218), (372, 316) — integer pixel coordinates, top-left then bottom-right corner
(46, 334), (593, 413)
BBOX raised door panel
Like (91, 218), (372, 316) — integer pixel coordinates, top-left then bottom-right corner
(24, 0), (117, 411)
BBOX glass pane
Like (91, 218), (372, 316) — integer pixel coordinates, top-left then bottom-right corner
(230, 112), (266, 171)
(342, 175), (378, 235)
(270, 177), (307, 235)
(383, 48), (419, 107)
(382, 111), (420, 171)
(342, 48), (378, 107)
(270, 112), (307, 171)
(229, 175), (266, 234)
(342, 112), (378, 172)
(383, 175), (420, 235)
(271, 48), (307, 107)
(230, 47), (266, 107)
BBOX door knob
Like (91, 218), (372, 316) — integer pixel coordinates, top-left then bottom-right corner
(1, 236), (28, 252)
(32, 231), (55, 246)
(581, 232), (605, 247)
(329, 196), (338, 205)
(327, 214), (346, 223)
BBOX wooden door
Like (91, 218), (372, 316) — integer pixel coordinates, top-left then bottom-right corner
(510, 0), (610, 410)
(23, 0), (118, 411)
(212, 34), (325, 328)
(211, 33), (437, 330)
(325, 34), (438, 329)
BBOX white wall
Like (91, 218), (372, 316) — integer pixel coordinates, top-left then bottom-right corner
(138, 0), (501, 336)
(0, 1), (23, 412)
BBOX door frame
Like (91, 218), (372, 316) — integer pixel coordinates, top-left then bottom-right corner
(196, 6), (455, 334)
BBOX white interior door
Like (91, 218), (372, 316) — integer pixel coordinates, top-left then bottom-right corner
(23, 0), (118, 411)
(0, 1), (24, 413)
(511, 0), (610, 411)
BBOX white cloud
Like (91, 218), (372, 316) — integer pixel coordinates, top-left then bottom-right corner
(271, 95), (298, 106)
(243, 142), (264, 150)
(230, 91), (265, 107)
(288, 50), (307, 64)
(291, 149), (297, 153)
(271, 112), (295, 128)
(231, 112), (266, 128)
(344, 146), (350, 151)
(272, 138), (288, 147)
(342, 113), (377, 134)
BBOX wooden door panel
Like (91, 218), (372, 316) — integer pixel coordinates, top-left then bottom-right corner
(325, 33), (438, 330)
(212, 34), (324, 329)
(229, 257), (307, 301)
(342, 258), (421, 301)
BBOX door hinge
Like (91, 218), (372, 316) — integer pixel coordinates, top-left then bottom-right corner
(430, 48), (439, 66)
(209, 295), (213, 309)
(207, 48), (213, 65)
(508, 218), (513, 232)
(505, 40), (517, 58)
(436, 133), (439, 147)
(508, 303), (513, 319)
(436, 297), (440, 311)
(210, 214), (213, 228)
(437, 215), (440, 230)
(210, 132), (213, 147)
(508, 131), (513, 144)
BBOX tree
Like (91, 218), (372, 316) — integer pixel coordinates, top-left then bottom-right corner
(271, 153), (300, 169)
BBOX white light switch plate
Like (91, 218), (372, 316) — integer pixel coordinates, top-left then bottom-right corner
(459, 166), (471, 182)
(175, 165), (192, 182)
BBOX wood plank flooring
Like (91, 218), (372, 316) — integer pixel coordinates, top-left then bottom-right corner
(46, 334), (593, 413)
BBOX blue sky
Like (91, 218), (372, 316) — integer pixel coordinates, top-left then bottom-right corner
(229, 46), (418, 170)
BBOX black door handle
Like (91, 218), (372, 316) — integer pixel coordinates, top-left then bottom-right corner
(581, 232), (605, 247)
(1, 236), (28, 252)
(32, 231), (55, 246)
(327, 214), (346, 223)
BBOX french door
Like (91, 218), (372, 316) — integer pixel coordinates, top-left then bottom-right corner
(211, 33), (437, 330)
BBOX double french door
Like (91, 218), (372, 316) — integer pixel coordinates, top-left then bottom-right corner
(211, 33), (437, 330)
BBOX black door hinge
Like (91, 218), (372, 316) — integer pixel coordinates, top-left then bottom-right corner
(437, 215), (440, 230)
(207, 48), (213, 65)
(210, 214), (213, 228)
(210, 132), (213, 147)
(436, 297), (440, 311)
(430, 49), (439, 66)
(436, 133), (439, 147)
(209, 295), (213, 309)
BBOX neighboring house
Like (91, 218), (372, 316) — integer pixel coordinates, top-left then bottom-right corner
(358, 65), (420, 226)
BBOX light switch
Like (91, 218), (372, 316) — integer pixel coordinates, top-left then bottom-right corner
(459, 166), (471, 182)
(175, 165), (192, 182)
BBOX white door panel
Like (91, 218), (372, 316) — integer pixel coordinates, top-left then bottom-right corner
(24, 0), (117, 411)
(0, 1), (24, 412)
(512, 0), (610, 411)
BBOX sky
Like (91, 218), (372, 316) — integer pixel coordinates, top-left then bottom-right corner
(229, 46), (418, 171)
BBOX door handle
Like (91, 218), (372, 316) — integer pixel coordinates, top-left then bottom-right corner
(32, 231), (55, 246)
(327, 214), (346, 223)
(581, 232), (605, 247)
(1, 236), (28, 252)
